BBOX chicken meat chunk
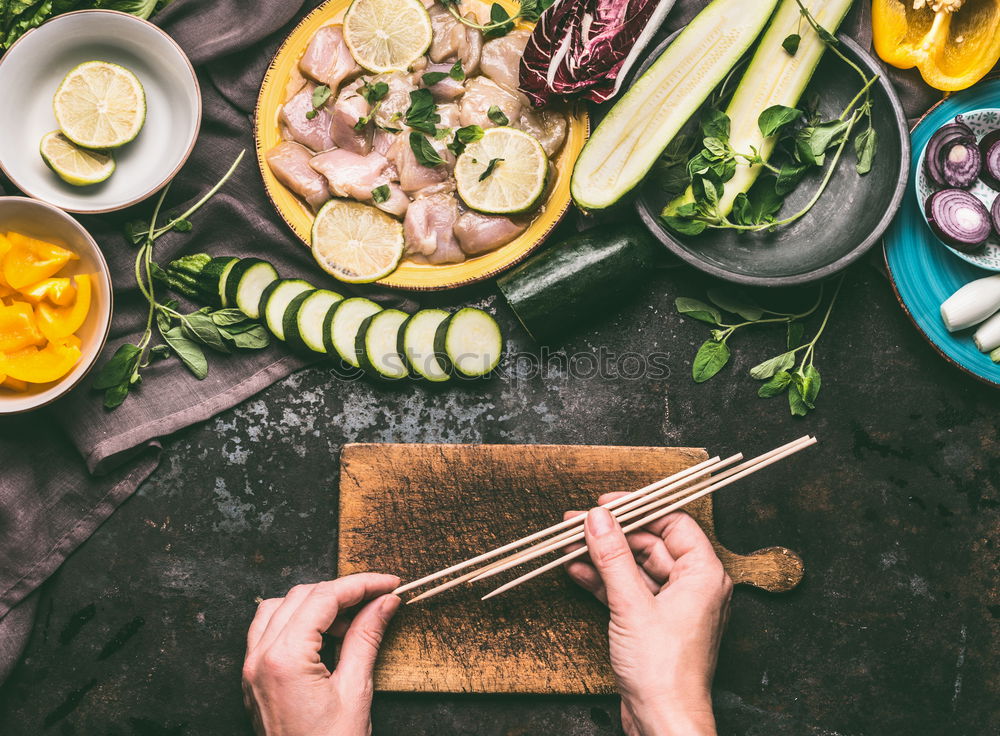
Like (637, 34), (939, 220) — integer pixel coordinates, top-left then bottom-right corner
(330, 80), (373, 155)
(515, 109), (568, 157)
(460, 77), (522, 129)
(404, 192), (465, 264)
(421, 63), (466, 101)
(479, 30), (530, 92)
(388, 134), (455, 195)
(280, 84), (334, 153)
(453, 211), (528, 255)
(299, 25), (361, 90)
(310, 149), (389, 201)
(428, 5), (482, 74)
(266, 142), (330, 212)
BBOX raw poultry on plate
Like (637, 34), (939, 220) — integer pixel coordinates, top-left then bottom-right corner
(266, 5), (568, 266)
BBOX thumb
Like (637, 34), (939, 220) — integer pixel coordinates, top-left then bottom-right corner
(336, 594), (401, 691)
(584, 508), (653, 616)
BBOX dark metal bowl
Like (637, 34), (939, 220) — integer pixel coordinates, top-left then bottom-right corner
(633, 32), (909, 287)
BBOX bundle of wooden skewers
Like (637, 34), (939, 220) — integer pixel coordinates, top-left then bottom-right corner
(394, 435), (817, 603)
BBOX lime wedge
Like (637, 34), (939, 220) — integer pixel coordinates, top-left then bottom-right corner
(311, 200), (404, 283)
(40, 131), (115, 186)
(455, 127), (548, 214)
(343, 0), (432, 73)
(53, 61), (146, 150)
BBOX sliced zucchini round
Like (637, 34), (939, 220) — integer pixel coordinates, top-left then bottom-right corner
(228, 259), (279, 319)
(259, 279), (314, 341)
(322, 297), (383, 367)
(285, 289), (344, 354)
(434, 307), (503, 378)
(400, 309), (450, 382)
(357, 309), (409, 379)
(200, 256), (238, 307)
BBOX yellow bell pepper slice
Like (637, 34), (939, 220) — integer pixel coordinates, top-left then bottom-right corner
(2, 376), (28, 392)
(18, 277), (76, 306)
(36, 274), (91, 341)
(1, 340), (82, 383)
(0, 301), (45, 352)
(1, 232), (78, 290)
(873, 0), (1000, 91)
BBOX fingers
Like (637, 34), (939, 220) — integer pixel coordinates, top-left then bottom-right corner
(336, 594), (401, 690)
(624, 530), (675, 584)
(247, 598), (282, 655)
(255, 583), (317, 654)
(583, 508), (653, 615)
(565, 560), (607, 605)
(652, 513), (723, 575)
(276, 574), (400, 658)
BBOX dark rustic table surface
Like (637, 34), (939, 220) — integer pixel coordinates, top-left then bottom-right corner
(0, 220), (997, 735)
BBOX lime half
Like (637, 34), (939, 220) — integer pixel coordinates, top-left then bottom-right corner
(40, 131), (115, 186)
(312, 200), (404, 283)
(53, 61), (146, 150)
(455, 127), (548, 214)
(343, 0), (432, 73)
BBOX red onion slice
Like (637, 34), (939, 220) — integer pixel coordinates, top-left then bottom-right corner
(924, 119), (976, 188)
(979, 129), (1000, 191)
(925, 188), (991, 253)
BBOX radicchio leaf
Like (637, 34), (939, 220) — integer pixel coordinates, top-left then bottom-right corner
(518, 0), (678, 106)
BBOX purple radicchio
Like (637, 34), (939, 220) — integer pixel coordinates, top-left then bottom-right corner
(518, 0), (677, 107)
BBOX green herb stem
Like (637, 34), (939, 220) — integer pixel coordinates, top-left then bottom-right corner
(152, 150), (245, 239)
(839, 74), (878, 122)
(799, 275), (843, 368)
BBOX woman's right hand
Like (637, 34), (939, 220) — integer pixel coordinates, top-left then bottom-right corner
(563, 498), (733, 736)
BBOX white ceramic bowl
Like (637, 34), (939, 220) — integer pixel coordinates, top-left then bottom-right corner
(915, 107), (1000, 272)
(0, 10), (201, 214)
(0, 197), (112, 414)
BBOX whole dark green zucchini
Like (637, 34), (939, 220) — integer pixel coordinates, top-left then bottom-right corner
(497, 225), (662, 342)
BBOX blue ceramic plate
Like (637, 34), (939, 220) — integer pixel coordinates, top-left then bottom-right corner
(884, 78), (1000, 387)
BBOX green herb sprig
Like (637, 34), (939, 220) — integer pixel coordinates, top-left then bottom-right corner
(305, 85), (331, 121)
(422, 61), (465, 87)
(93, 151), (270, 410)
(675, 278), (843, 416)
(441, 0), (554, 39)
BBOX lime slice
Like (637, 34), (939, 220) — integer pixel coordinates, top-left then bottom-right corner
(39, 131), (115, 186)
(53, 61), (146, 150)
(311, 200), (404, 283)
(455, 128), (549, 215)
(343, 0), (432, 73)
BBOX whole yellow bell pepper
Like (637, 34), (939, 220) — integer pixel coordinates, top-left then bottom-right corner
(873, 0), (1000, 91)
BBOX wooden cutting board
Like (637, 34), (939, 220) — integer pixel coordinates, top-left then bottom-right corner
(337, 443), (803, 694)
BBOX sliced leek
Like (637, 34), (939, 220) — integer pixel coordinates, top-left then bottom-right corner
(570, 0), (780, 211)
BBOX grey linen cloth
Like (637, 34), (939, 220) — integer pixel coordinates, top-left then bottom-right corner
(0, 0), (947, 683)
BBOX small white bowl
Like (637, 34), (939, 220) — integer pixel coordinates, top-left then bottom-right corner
(0, 9), (201, 214)
(0, 197), (113, 414)
(915, 107), (1000, 272)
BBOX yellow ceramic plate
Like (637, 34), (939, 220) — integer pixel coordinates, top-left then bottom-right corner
(255, 0), (588, 291)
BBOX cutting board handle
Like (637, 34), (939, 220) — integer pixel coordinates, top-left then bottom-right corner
(715, 546), (804, 593)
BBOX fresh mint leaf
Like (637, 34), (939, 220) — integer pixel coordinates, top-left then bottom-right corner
(758, 370), (792, 398)
(305, 110), (318, 120)
(311, 85), (332, 109)
(409, 132), (444, 167)
(758, 105), (802, 138)
(484, 2), (513, 39)
(854, 127), (877, 175)
(209, 309), (247, 327)
(449, 59), (465, 80)
(701, 109), (730, 141)
(124, 220), (150, 245)
(478, 157), (504, 182)
(776, 163), (809, 195)
(172, 218), (192, 233)
(663, 216), (707, 236)
(675, 297), (722, 325)
(487, 105), (509, 126)
(692, 340), (730, 383)
(782, 33), (800, 55)
(422, 70), (449, 86)
(405, 88), (440, 134)
(223, 324), (270, 350)
(359, 80), (388, 105)
(787, 320), (804, 349)
(103, 383), (130, 409)
(371, 184), (390, 204)
(703, 137), (729, 158)
(749, 351), (796, 380)
(788, 382), (810, 416)
(707, 287), (764, 321)
(519, 0), (555, 22)
(448, 124), (483, 156)
(92, 343), (141, 390)
(161, 326), (208, 379)
(181, 312), (229, 353)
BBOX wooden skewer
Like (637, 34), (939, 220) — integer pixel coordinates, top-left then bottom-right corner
(393, 454), (727, 597)
(404, 454), (744, 605)
(480, 436), (817, 601)
(469, 436), (813, 586)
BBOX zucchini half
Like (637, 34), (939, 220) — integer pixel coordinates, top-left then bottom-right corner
(322, 297), (382, 367)
(570, 0), (780, 210)
(434, 307), (503, 378)
(285, 289), (343, 354)
(667, 0), (855, 217)
(357, 309), (409, 380)
(259, 279), (314, 342)
(400, 309), (451, 382)
(227, 259), (279, 319)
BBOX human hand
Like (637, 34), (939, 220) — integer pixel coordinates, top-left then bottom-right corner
(242, 574), (401, 736)
(563, 498), (732, 736)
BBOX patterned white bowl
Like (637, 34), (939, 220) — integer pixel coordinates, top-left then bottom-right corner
(915, 107), (1000, 272)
